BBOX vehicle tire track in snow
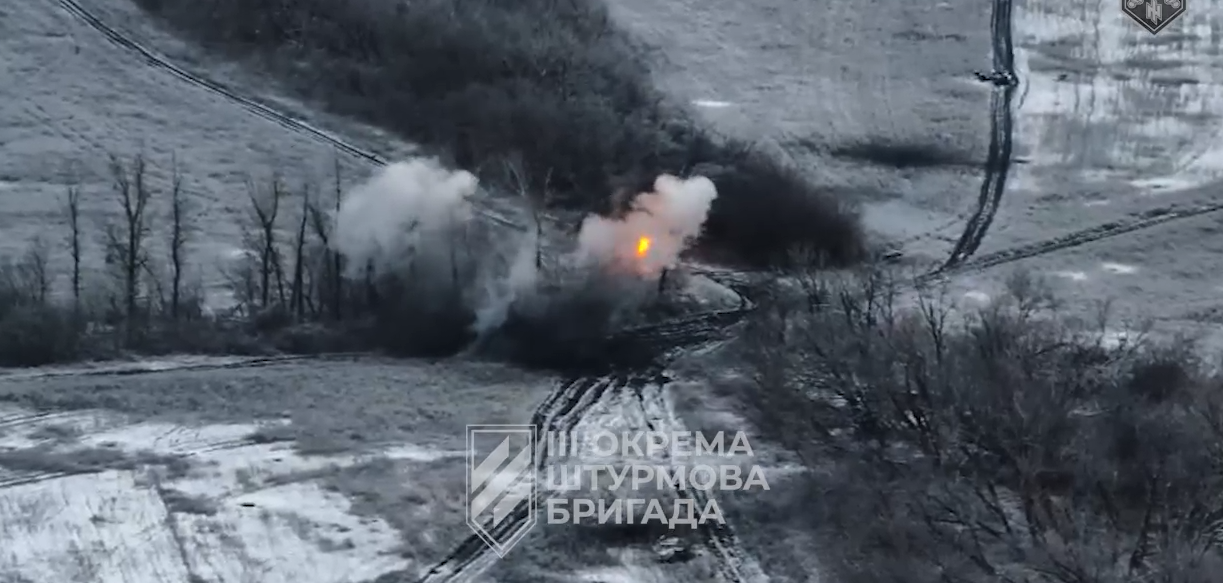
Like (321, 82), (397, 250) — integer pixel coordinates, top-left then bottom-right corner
(942, 0), (1016, 269)
(0, 470), (80, 490)
(0, 354), (368, 381)
(54, 0), (519, 230)
(631, 376), (753, 582)
(414, 293), (755, 583)
(0, 408), (264, 491)
(55, 0), (381, 164)
(592, 310), (758, 582)
(412, 375), (616, 583)
(0, 410), (82, 430)
(916, 200), (1223, 284)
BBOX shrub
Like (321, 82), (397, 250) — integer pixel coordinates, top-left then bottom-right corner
(735, 269), (1223, 582)
(0, 305), (83, 367)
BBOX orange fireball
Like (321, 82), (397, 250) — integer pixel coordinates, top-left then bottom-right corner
(636, 236), (652, 258)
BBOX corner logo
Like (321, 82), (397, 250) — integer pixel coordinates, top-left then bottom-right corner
(1123, 0), (1185, 34)
(466, 425), (537, 557)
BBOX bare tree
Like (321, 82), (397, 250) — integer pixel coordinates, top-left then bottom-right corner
(104, 153), (153, 331)
(740, 268), (1223, 583)
(166, 155), (192, 320)
(245, 174), (286, 309)
(305, 197), (333, 318)
(290, 184), (311, 319)
(64, 184), (83, 311)
(301, 156), (345, 320)
(503, 155), (548, 270)
(332, 157), (344, 317)
(19, 236), (51, 306)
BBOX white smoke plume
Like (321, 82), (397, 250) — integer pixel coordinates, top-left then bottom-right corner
(470, 230), (539, 337)
(575, 174), (718, 274)
(330, 160), (718, 344)
(333, 159), (476, 277)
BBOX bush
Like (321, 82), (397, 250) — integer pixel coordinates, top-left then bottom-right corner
(0, 305), (84, 367)
(132, 0), (864, 267)
(735, 269), (1223, 582)
(365, 276), (478, 358)
(480, 270), (642, 372)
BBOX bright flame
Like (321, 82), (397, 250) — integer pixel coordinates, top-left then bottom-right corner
(636, 236), (652, 258)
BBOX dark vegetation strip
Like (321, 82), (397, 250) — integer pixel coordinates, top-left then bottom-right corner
(731, 269), (1223, 582)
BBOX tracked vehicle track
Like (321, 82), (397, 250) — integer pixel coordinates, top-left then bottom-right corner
(414, 298), (755, 583)
(630, 378), (752, 582)
(413, 374), (616, 582)
(943, 0), (1016, 268)
(918, 200), (1223, 285)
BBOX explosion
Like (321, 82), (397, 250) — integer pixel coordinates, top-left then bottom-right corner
(331, 161), (718, 340)
(577, 174), (718, 278)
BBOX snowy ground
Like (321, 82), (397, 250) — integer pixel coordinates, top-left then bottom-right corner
(7, 0), (1218, 341)
(0, 0), (352, 293)
(956, 1), (1223, 345)
(0, 357), (555, 583)
(611, 0), (1223, 346)
(4, 0), (1223, 581)
(0, 0), (524, 308)
(0, 412), (431, 583)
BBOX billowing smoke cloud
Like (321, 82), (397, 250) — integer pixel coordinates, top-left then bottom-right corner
(330, 160), (719, 353)
(575, 174), (718, 274)
(333, 159), (476, 277)
(470, 230), (539, 338)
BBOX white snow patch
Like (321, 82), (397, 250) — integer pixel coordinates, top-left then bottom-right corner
(963, 290), (991, 304)
(77, 420), (260, 455)
(1101, 329), (1137, 349)
(1129, 176), (1199, 192)
(673, 272), (743, 310)
(1053, 270), (1089, 281)
(692, 99), (735, 108)
(0, 355), (272, 380)
(0, 405), (454, 583)
(383, 443), (464, 462)
(575, 564), (671, 583)
(181, 481), (407, 583)
(171, 441), (328, 499)
(0, 471), (194, 583)
(1100, 262), (1138, 274)
(0, 410), (103, 448)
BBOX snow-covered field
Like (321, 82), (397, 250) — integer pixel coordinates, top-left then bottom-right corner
(0, 411), (431, 583)
(613, 0), (1223, 344)
(0, 1), (345, 284)
(0, 0), (522, 307)
(0, 357), (556, 583)
(4, 0), (1223, 581)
